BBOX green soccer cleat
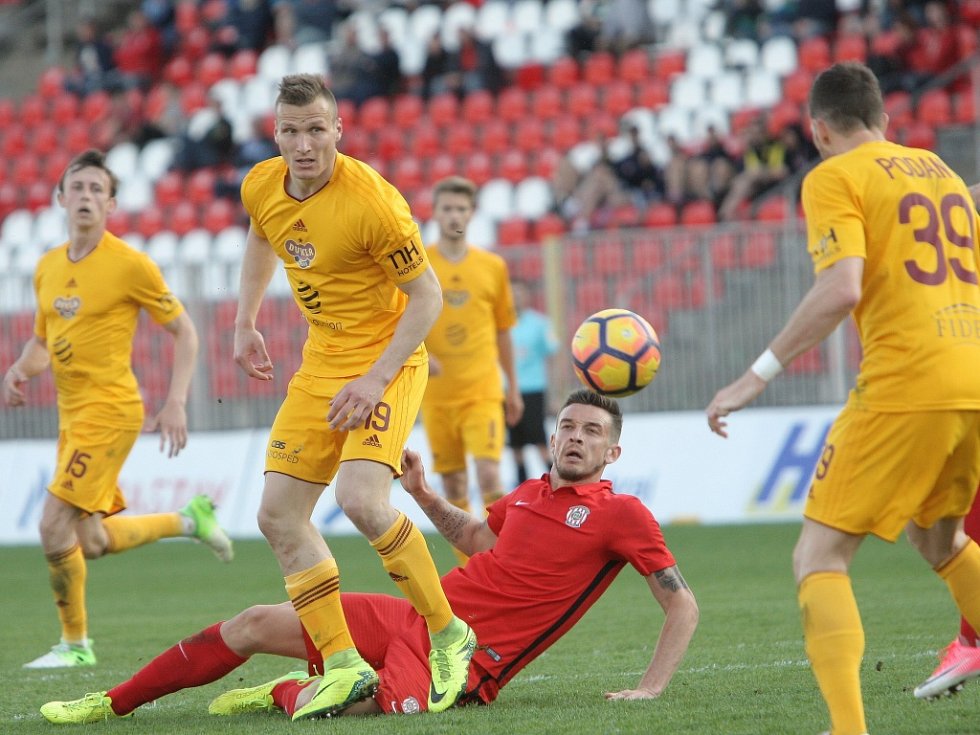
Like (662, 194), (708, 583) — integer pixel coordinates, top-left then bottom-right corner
(40, 692), (129, 724)
(24, 640), (97, 669)
(208, 671), (311, 716)
(180, 494), (234, 562)
(290, 661), (380, 721)
(427, 620), (477, 712)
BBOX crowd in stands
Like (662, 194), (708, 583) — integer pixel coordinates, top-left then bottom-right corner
(1, 0), (978, 239)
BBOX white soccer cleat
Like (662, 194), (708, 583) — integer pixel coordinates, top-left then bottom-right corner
(24, 640), (96, 669)
(914, 639), (980, 700)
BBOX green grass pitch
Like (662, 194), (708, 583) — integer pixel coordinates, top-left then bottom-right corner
(1, 523), (977, 734)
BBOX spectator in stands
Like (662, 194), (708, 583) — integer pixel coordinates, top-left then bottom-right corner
(172, 97), (235, 172)
(552, 134), (632, 232)
(65, 16), (117, 96)
(599, 0), (655, 53)
(724, 0), (766, 42)
(900, 0), (960, 88)
(614, 126), (664, 208)
(663, 132), (736, 210)
(216, 117), (280, 199)
(566, 0), (603, 60)
(135, 81), (185, 148)
(370, 28), (403, 99)
(273, 0), (337, 48)
(423, 28), (504, 100)
(114, 8), (164, 90)
(717, 118), (789, 221)
(213, 0), (274, 54)
(328, 22), (384, 105)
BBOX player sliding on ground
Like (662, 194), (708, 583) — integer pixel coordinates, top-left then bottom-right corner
(40, 390), (698, 724)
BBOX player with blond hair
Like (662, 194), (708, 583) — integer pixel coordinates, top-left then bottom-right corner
(707, 63), (980, 735)
(2, 149), (232, 670)
(230, 74), (473, 718)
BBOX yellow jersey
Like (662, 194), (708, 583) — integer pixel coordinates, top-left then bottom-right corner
(423, 244), (516, 403)
(802, 140), (980, 410)
(33, 232), (184, 427)
(241, 154), (429, 378)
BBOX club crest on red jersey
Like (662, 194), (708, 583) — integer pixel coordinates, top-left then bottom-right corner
(565, 505), (590, 528)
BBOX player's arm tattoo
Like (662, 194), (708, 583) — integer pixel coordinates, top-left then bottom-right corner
(654, 567), (689, 594)
(422, 503), (471, 545)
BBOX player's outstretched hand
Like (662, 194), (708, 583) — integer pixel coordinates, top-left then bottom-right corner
(327, 373), (386, 430)
(2, 366), (28, 407)
(233, 326), (274, 381)
(399, 449), (430, 499)
(706, 370), (767, 438)
(146, 400), (188, 458)
(604, 688), (659, 700)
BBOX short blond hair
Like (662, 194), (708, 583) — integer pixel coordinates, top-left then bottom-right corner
(433, 176), (478, 206)
(276, 74), (337, 116)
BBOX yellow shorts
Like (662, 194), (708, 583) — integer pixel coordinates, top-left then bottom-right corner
(421, 398), (504, 474)
(265, 364), (426, 484)
(48, 421), (140, 516)
(805, 403), (980, 541)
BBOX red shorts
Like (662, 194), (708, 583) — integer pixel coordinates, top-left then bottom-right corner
(302, 592), (495, 714)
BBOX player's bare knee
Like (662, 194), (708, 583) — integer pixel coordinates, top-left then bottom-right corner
(222, 606), (272, 655)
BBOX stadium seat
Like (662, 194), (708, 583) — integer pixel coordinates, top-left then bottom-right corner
(916, 89), (952, 126)
(583, 52), (615, 85)
(11, 155), (40, 188)
(480, 119), (510, 156)
(229, 48), (258, 80)
(653, 49), (686, 80)
(786, 345), (824, 375)
(535, 212), (566, 239)
(670, 74), (706, 111)
(498, 150), (529, 183)
(513, 177), (553, 219)
(492, 33), (529, 70)
(377, 128), (405, 160)
(186, 169), (217, 205)
(755, 196), (790, 222)
(169, 202), (200, 236)
(146, 230), (179, 267)
(514, 117), (546, 153)
(955, 91), (976, 124)
(566, 83), (598, 117)
(782, 69), (813, 105)
(725, 38), (759, 69)
(529, 27), (565, 65)
(0, 98), (13, 128)
(574, 280), (608, 315)
(760, 36), (798, 76)
(635, 78), (670, 109)
(411, 123), (441, 159)
(833, 34), (867, 63)
(513, 0), (543, 33)
(745, 69), (781, 108)
(530, 85), (562, 120)
(412, 187), (434, 221)
(644, 203), (678, 228)
(19, 94), (46, 127)
(137, 205), (166, 238)
(709, 232), (738, 270)
(358, 97), (390, 133)
(884, 91), (913, 130)
(462, 89), (494, 125)
(198, 53), (228, 87)
(392, 94), (424, 129)
(258, 44), (292, 81)
(428, 93), (459, 128)
(202, 198), (238, 233)
(686, 42), (724, 79)
(164, 55), (195, 86)
(766, 100), (802, 135)
(551, 116), (582, 150)
(476, 178), (515, 221)
(903, 122), (936, 150)
(531, 147), (561, 179)
(603, 80), (635, 117)
(708, 71), (744, 111)
(496, 87), (529, 123)
(544, 0), (580, 33)
(392, 156), (423, 191)
(741, 232), (776, 268)
(33, 121), (59, 160)
(106, 209), (132, 236)
(179, 83), (209, 115)
(497, 217), (532, 246)
(680, 200), (717, 226)
(463, 152), (494, 186)
(446, 125), (476, 156)
(293, 42), (329, 78)
(798, 36), (831, 73)
(593, 237), (625, 275)
(178, 229), (214, 265)
(428, 153), (456, 182)
(440, 2), (477, 50)
(51, 92), (80, 126)
(617, 49), (650, 84)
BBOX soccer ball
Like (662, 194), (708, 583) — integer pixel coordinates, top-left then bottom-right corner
(571, 309), (661, 397)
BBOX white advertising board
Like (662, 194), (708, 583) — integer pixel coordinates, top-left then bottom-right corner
(0, 406), (841, 545)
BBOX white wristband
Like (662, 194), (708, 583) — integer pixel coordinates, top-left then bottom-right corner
(750, 348), (783, 382)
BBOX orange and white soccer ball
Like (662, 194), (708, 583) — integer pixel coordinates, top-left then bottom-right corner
(571, 308), (661, 397)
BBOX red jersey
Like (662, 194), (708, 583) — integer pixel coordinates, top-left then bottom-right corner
(444, 475), (676, 702)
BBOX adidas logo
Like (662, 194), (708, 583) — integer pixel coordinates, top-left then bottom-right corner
(66, 278), (77, 288)
(61, 479), (74, 491)
(362, 434), (382, 448)
(292, 219), (308, 232)
(388, 572), (409, 582)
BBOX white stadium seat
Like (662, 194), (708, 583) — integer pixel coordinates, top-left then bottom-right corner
(544, 0), (580, 33)
(440, 2), (477, 51)
(378, 6), (409, 45)
(656, 105), (694, 143)
(708, 70), (745, 111)
(241, 75), (277, 119)
(178, 229), (213, 265)
(146, 231), (179, 268)
(138, 139), (178, 182)
(529, 26), (565, 64)
(745, 68), (781, 107)
(512, 0), (543, 34)
(466, 211), (496, 249)
(670, 74), (706, 110)
(258, 44), (292, 82)
(408, 4), (443, 43)
(214, 225), (247, 263)
(760, 36), (798, 76)
(105, 142), (139, 182)
(115, 174), (154, 213)
(513, 177), (553, 220)
(492, 33), (529, 69)
(292, 43), (330, 77)
(122, 232), (146, 251)
(475, 1), (511, 41)
(33, 207), (67, 247)
(476, 178), (515, 222)
(686, 42), (724, 78)
(0, 209), (33, 249)
(725, 38), (760, 69)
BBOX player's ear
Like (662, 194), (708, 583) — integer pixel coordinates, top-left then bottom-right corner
(604, 444), (622, 465)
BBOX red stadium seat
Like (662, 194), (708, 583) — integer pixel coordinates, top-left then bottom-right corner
(12, 155), (41, 187)
(27, 181), (53, 211)
(0, 98), (13, 127)
(551, 117), (582, 150)
(496, 87), (529, 123)
(0, 182), (21, 219)
(782, 69), (812, 105)
(903, 122), (936, 150)
(635, 79), (669, 110)
(741, 232), (776, 268)
(179, 83), (209, 115)
(358, 97), (390, 132)
(428, 153), (456, 182)
(766, 101), (802, 136)
(603, 81), (634, 117)
(618, 49), (650, 84)
(583, 52), (615, 85)
(547, 56), (579, 89)
(498, 150), (528, 183)
(412, 187), (433, 221)
(497, 217), (531, 246)
(428, 93), (459, 128)
(833, 34), (867, 63)
(463, 152), (493, 186)
(164, 55), (194, 86)
(229, 49), (258, 80)
(955, 91), (976, 124)
(532, 147), (561, 179)
(644, 203), (677, 228)
(50, 91), (80, 126)
(917, 88), (952, 126)
(798, 36), (831, 73)
(530, 85), (562, 121)
(755, 196), (790, 222)
(33, 122), (59, 157)
(566, 83), (598, 117)
(680, 200), (717, 226)
(170, 201), (199, 235)
(197, 53), (228, 87)
(535, 213), (566, 239)
(38, 66), (66, 97)
(43, 150), (72, 185)
(480, 119), (510, 156)
(203, 198), (237, 233)
(786, 345), (825, 374)
(462, 89), (494, 125)
(336, 99), (356, 127)
(107, 209), (132, 235)
(653, 49), (685, 80)
(653, 272), (689, 310)
(1, 125), (26, 158)
(180, 27), (210, 61)
(175, 0), (200, 32)
(514, 117), (546, 153)
(709, 233), (738, 270)
(574, 280), (608, 314)
(138, 205), (166, 237)
(187, 169), (217, 205)
(562, 241), (589, 276)
(411, 122), (441, 159)
(19, 95), (46, 127)
(392, 156), (423, 191)
(883, 92), (911, 129)
(392, 94), (424, 129)
(446, 125), (476, 156)
(65, 121), (91, 155)
(155, 171), (185, 208)
(376, 127), (405, 160)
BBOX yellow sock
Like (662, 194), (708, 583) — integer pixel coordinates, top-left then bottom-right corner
(798, 572), (867, 735)
(46, 545), (87, 643)
(103, 513), (183, 553)
(448, 498), (472, 567)
(371, 512), (454, 633)
(284, 558), (355, 661)
(938, 539), (980, 633)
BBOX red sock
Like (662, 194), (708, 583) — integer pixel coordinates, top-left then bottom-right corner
(107, 622), (247, 715)
(271, 680), (307, 717)
(960, 620), (979, 647)
(962, 495), (980, 647)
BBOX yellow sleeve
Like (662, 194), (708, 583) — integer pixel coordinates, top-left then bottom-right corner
(132, 253), (184, 325)
(33, 267), (45, 340)
(802, 164), (867, 274)
(367, 186), (428, 285)
(493, 257), (517, 331)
